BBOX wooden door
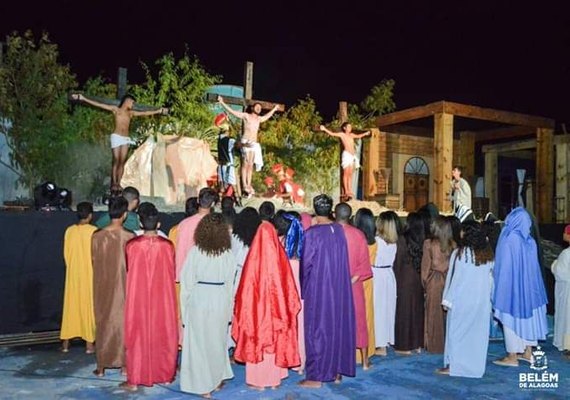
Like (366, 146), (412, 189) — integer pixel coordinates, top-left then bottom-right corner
(403, 157), (430, 212)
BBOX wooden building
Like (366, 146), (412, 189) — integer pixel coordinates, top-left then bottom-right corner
(360, 101), (557, 223)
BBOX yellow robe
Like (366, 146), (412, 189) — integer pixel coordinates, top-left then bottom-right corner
(60, 223), (97, 342)
(357, 242), (377, 363)
(169, 224), (182, 341)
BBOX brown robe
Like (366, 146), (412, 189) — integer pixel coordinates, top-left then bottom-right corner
(393, 236), (424, 351)
(421, 239), (450, 353)
(92, 228), (135, 369)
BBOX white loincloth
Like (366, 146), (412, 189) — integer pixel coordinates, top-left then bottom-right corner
(341, 150), (359, 169)
(110, 133), (136, 149)
(241, 139), (264, 172)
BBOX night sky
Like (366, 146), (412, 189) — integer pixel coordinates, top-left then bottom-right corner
(1, 1), (569, 124)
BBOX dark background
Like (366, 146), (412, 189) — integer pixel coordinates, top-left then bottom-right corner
(1, 1), (568, 123)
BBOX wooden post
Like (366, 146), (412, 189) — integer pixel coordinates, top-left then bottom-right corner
(338, 102), (348, 200)
(459, 131), (476, 179)
(244, 61), (253, 101)
(433, 113), (454, 212)
(536, 128), (554, 222)
(555, 141), (568, 222)
(363, 128), (380, 199)
(117, 67), (128, 99)
(484, 151), (498, 215)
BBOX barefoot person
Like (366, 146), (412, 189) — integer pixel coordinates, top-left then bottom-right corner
(217, 96), (279, 197)
(492, 207), (548, 367)
(299, 194), (355, 388)
(60, 202), (97, 354)
(71, 93), (167, 192)
(319, 123), (370, 201)
(121, 204), (178, 391)
(335, 203), (373, 370)
(92, 197), (135, 377)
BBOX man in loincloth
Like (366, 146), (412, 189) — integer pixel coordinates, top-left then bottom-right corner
(71, 93), (168, 193)
(319, 123), (370, 201)
(217, 95), (279, 198)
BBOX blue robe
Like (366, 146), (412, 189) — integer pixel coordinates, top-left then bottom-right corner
(301, 223), (355, 382)
(443, 248), (493, 378)
(493, 207), (548, 341)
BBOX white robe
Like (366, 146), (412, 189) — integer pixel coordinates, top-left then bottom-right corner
(180, 248), (236, 395)
(228, 234), (250, 348)
(372, 236), (397, 347)
(442, 249), (493, 378)
(552, 247), (570, 351)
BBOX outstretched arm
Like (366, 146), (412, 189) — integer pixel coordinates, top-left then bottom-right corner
(132, 107), (168, 117)
(259, 104), (280, 123)
(319, 125), (342, 138)
(71, 93), (116, 112)
(351, 130), (371, 139)
(217, 96), (245, 119)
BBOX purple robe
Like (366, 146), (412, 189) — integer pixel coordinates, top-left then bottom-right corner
(301, 223), (355, 382)
(493, 207), (548, 340)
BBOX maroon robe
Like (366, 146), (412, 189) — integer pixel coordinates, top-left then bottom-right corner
(342, 224), (373, 349)
(124, 235), (178, 386)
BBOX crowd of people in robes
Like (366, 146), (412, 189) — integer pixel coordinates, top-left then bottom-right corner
(58, 183), (570, 396)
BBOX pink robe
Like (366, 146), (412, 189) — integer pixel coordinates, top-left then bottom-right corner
(175, 213), (206, 282)
(342, 224), (373, 349)
(125, 236), (178, 386)
(289, 259), (305, 372)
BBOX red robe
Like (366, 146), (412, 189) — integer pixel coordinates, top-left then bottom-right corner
(232, 222), (301, 368)
(125, 235), (178, 386)
(342, 224), (373, 349)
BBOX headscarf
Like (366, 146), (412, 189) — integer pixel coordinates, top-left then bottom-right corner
(283, 213), (304, 259)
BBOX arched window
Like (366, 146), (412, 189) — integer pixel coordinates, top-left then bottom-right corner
(404, 157), (429, 175)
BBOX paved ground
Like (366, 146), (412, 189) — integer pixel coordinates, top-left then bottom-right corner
(0, 333), (568, 399)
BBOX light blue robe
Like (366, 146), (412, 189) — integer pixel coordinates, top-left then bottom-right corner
(442, 248), (493, 378)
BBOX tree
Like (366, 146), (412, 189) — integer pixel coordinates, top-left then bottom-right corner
(129, 51), (221, 142)
(254, 97), (340, 198)
(0, 31), (77, 192)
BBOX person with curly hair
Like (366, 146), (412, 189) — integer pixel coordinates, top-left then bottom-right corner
(393, 212), (425, 355)
(179, 213), (235, 398)
(437, 220), (494, 378)
(421, 216), (454, 354)
(353, 208), (378, 364)
(373, 211), (399, 356)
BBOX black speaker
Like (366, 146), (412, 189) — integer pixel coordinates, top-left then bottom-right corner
(33, 182), (72, 210)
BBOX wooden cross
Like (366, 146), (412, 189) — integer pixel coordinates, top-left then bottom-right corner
(69, 67), (162, 112)
(206, 62), (286, 112)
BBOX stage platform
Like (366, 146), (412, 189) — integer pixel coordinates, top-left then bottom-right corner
(0, 326), (567, 399)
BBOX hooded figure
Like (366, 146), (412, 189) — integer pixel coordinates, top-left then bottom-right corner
(493, 207), (548, 366)
(232, 221), (301, 388)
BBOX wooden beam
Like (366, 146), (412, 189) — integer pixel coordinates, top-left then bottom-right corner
(363, 128), (381, 199)
(500, 150), (536, 160)
(244, 61), (253, 100)
(443, 101), (555, 129)
(485, 152), (498, 215)
(117, 67), (127, 99)
(379, 124), (433, 137)
(482, 139), (536, 153)
(205, 93), (285, 112)
(458, 131), (476, 178)
(433, 113), (454, 212)
(536, 128), (554, 222)
(474, 126), (535, 142)
(376, 101), (444, 127)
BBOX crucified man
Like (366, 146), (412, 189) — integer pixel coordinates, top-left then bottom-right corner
(319, 122), (371, 201)
(71, 93), (168, 192)
(217, 95), (279, 198)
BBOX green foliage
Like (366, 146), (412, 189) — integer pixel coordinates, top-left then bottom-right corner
(0, 31), (76, 191)
(130, 51), (221, 142)
(253, 97), (339, 198)
(361, 79), (396, 118)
